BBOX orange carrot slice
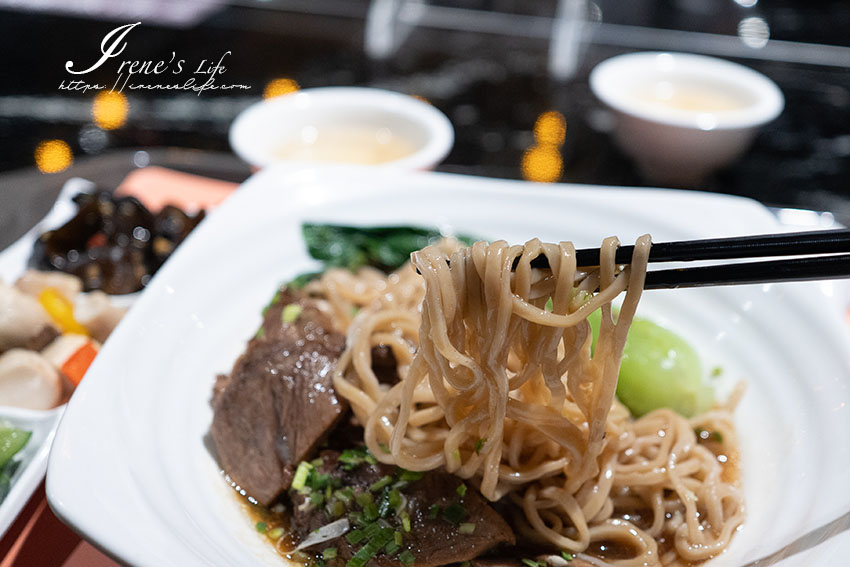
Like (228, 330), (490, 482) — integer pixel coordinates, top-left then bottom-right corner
(61, 342), (98, 386)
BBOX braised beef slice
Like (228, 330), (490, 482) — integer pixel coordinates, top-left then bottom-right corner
(211, 287), (348, 506)
(291, 451), (514, 567)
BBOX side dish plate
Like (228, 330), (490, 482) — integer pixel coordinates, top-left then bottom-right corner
(46, 165), (850, 566)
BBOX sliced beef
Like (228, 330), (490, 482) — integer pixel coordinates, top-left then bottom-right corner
(211, 287), (348, 506)
(370, 344), (400, 385)
(291, 450), (514, 567)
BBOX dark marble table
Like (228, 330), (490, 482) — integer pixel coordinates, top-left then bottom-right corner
(1, 0), (849, 249)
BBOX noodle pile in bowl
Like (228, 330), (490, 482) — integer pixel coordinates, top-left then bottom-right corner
(305, 236), (744, 567)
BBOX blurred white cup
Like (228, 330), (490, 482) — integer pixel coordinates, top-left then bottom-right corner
(229, 87), (454, 171)
(590, 52), (784, 186)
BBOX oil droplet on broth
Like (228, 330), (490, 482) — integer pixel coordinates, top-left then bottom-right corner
(273, 126), (417, 165)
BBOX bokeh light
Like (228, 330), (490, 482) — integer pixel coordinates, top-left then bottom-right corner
(35, 140), (73, 173)
(738, 16), (770, 49)
(521, 145), (563, 183)
(92, 91), (129, 130)
(263, 78), (300, 99)
(533, 111), (567, 146)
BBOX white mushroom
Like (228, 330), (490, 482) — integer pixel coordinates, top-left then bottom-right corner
(14, 270), (83, 301)
(0, 281), (53, 352)
(0, 349), (62, 410)
(73, 291), (127, 343)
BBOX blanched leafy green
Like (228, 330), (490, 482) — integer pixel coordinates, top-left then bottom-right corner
(300, 224), (477, 275)
(0, 424), (31, 503)
(587, 310), (714, 417)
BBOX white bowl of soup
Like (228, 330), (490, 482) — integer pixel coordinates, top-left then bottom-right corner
(229, 87), (454, 170)
(589, 52), (784, 186)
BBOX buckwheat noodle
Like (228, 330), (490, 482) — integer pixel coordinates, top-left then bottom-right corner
(306, 236), (744, 567)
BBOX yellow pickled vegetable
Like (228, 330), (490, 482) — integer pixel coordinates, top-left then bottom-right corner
(38, 287), (88, 335)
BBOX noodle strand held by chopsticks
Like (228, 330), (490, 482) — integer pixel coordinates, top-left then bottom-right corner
(319, 236), (744, 567)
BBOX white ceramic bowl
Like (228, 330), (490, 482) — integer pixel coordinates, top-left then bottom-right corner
(589, 52), (785, 186)
(229, 87), (454, 170)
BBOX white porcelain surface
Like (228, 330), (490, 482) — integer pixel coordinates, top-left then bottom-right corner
(0, 405), (64, 537)
(0, 177), (89, 538)
(589, 52), (785, 185)
(229, 87), (454, 170)
(47, 164), (850, 566)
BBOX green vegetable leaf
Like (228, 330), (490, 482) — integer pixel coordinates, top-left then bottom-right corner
(587, 310), (714, 417)
(301, 224), (477, 274)
(0, 425), (31, 469)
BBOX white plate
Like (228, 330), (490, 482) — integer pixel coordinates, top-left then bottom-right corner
(0, 178), (93, 538)
(0, 406), (64, 537)
(46, 164), (850, 566)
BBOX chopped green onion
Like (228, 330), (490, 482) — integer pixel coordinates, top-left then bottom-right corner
(452, 448), (461, 461)
(399, 550), (415, 566)
(346, 529), (366, 545)
(254, 326), (265, 339)
(363, 502), (379, 521)
(334, 488), (354, 504)
(388, 489), (403, 510)
(385, 540), (400, 555)
(362, 522), (383, 539)
(314, 473), (332, 490)
(268, 527), (284, 539)
(345, 527), (394, 567)
(329, 500), (346, 518)
(255, 521), (267, 533)
(711, 366), (724, 377)
(355, 492), (374, 508)
(349, 511), (366, 528)
(561, 551), (574, 562)
(458, 522), (476, 534)
(401, 511), (411, 532)
(379, 443), (391, 454)
(370, 475), (394, 492)
(364, 453), (378, 465)
(456, 483), (467, 497)
(394, 531), (403, 546)
(522, 560), (540, 567)
(282, 304), (303, 323)
(291, 461), (313, 491)
(474, 438), (486, 454)
(398, 469), (423, 482)
(713, 431), (724, 443)
(310, 492), (325, 507)
(442, 502), (467, 525)
(322, 548), (338, 560)
(428, 504), (440, 520)
(545, 297), (554, 312)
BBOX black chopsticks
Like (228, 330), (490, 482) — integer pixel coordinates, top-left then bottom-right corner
(522, 229), (850, 290)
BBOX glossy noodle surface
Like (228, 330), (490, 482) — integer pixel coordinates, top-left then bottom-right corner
(317, 237), (743, 567)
